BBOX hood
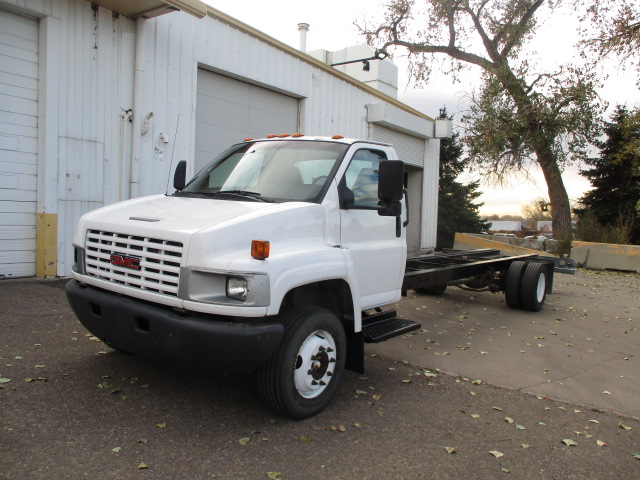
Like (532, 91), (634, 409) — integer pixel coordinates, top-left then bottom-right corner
(80, 195), (274, 233)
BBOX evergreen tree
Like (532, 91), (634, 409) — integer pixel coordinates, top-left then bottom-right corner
(575, 106), (640, 244)
(436, 109), (489, 249)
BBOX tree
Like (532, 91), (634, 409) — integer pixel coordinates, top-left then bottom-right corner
(580, 0), (640, 82)
(574, 106), (640, 244)
(435, 109), (489, 249)
(360, 0), (605, 254)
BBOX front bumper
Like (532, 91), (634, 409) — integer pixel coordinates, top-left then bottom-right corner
(66, 280), (283, 374)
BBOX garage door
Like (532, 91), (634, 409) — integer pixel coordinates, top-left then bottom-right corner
(195, 69), (299, 171)
(0, 9), (38, 278)
(370, 124), (425, 167)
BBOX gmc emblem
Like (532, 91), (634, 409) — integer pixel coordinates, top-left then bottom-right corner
(110, 254), (141, 270)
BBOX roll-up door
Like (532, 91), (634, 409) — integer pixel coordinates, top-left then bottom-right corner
(0, 9), (38, 278)
(370, 124), (425, 167)
(195, 69), (299, 172)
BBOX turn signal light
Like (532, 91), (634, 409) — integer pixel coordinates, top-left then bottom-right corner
(251, 240), (270, 260)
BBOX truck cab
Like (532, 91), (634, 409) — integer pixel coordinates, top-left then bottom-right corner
(66, 136), (417, 418)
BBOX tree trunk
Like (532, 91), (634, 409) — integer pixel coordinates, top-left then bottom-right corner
(535, 148), (573, 256)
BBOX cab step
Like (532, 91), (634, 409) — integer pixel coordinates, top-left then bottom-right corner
(362, 309), (421, 343)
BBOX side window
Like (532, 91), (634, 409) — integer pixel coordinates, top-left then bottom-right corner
(342, 149), (388, 208)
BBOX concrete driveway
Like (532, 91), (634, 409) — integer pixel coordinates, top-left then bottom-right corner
(370, 268), (640, 420)
(1, 271), (638, 479)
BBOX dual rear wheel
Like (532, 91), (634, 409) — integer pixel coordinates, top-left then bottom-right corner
(505, 261), (548, 312)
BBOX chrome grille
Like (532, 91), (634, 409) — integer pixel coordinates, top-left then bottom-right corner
(84, 229), (183, 297)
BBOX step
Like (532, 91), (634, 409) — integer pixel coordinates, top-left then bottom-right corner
(362, 316), (421, 343)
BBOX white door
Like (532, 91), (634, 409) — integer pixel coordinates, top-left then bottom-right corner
(339, 147), (405, 308)
(0, 9), (38, 278)
(195, 69), (299, 172)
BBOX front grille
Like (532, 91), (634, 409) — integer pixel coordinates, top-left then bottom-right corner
(84, 229), (183, 297)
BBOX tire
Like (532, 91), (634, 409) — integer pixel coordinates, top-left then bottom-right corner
(415, 284), (447, 295)
(258, 306), (346, 419)
(520, 263), (548, 312)
(504, 261), (527, 309)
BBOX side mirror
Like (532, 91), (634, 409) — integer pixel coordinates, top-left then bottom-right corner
(378, 160), (403, 217)
(173, 160), (187, 191)
(378, 160), (403, 202)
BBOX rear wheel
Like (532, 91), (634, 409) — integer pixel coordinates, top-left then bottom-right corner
(258, 306), (346, 419)
(504, 261), (527, 309)
(520, 263), (548, 312)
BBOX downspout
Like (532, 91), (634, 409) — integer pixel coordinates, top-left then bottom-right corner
(130, 17), (146, 199)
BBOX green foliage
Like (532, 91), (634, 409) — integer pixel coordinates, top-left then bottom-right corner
(436, 110), (490, 249)
(574, 106), (640, 245)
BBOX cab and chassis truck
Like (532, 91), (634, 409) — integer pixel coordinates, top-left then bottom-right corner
(66, 136), (562, 418)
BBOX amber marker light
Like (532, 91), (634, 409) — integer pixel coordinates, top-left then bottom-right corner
(292, 133), (304, 137)
(331, 134), (344, 139)
(266, 134), (278, 138)
(251, 240), (270, 260)
(243, 137), (254, 142)
(278, 133), (290, 138)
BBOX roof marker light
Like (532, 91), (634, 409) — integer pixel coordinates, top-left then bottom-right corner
(243, 137), (254, 142)
(292, 133), (304, 138)
(266, 134), (278, 138)
(331, 134), (344, 139)
(278, 133), (290, 138)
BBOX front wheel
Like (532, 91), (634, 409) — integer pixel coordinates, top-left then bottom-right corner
(258, 306), (346, 419)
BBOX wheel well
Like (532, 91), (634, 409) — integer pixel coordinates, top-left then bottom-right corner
(280, 280), (354, 323)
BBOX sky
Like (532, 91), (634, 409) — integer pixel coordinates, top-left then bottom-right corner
(204, 0), (640, 216)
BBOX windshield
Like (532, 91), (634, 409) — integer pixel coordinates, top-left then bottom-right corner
(178, 140), (348, 203)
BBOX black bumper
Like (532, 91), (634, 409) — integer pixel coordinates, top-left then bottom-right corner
(66, 280), (283, 374)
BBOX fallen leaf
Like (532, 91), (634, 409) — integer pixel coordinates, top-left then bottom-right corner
(490, 450), (504, 458)
(521, 444), (529, 449)
(353, 422), (362, 428)
(505, 417), (514, 424)
(267, 473), (281, 479)
(603, 390), (611, 395)
(112, 447), (121, 453)
(632, 453), (640, 460)
(589, 420), (600, 424)
(501, 468), (510, 473)
(562, 439), (578, 446)
(516, 425), (526, 430)
(338, 425), (346, 432)
(137, 438), (149, 444)
(138, 463), (148, 470)
(445, 447), (457, 454)
(619, 422), (632, 430)
(596, 440), (607, 447)
(299, 437), (311, 443)
(355, 389), (367, 395)
(156, 422), (166, 429)
(0, 377), (12, 384)
(401, 379), (412, 384)
(239, 437), (250, 445)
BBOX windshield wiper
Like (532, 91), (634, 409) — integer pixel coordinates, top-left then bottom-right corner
(215, 190), (275, 202)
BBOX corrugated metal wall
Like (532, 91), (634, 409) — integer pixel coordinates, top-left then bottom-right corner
(54, 1), (135, 274)
(1, 0), (435, 276)
(134, 11), (374, 196)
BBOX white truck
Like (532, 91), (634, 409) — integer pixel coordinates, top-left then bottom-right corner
(66, 135), (561, 418)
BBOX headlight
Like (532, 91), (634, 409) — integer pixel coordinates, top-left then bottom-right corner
(226, 277), (248, 301)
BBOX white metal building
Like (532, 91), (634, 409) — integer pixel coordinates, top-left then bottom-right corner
(0, 0), (446, 278)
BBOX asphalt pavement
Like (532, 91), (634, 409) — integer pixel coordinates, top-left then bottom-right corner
(1, 271), (639, 479)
